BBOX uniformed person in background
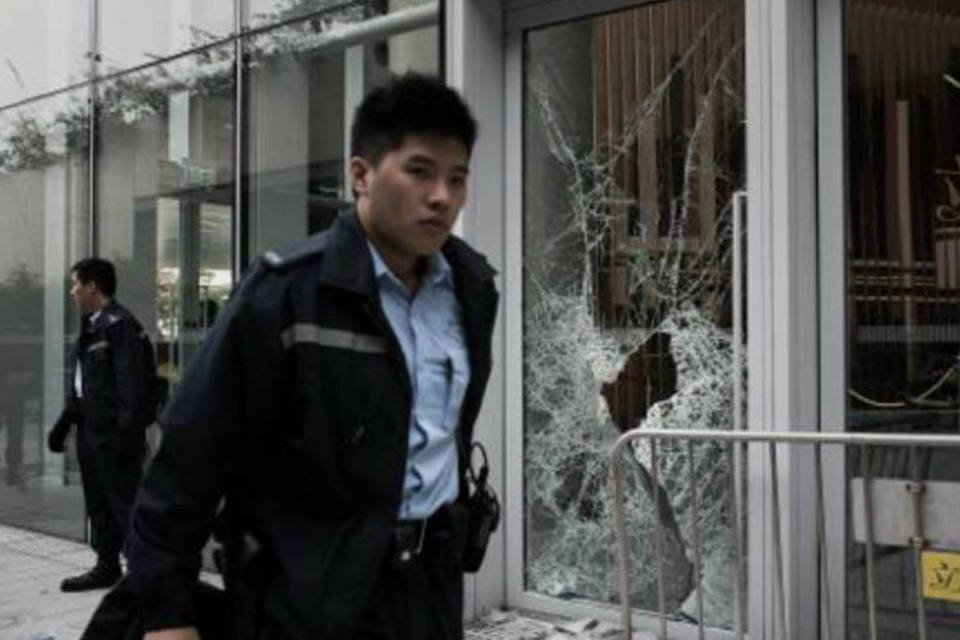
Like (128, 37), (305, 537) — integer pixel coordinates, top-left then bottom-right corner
(125, 73), (498, 640)
(48, 258), (159, 592)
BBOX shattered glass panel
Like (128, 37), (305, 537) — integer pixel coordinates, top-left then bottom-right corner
(522, 0), (745, 630)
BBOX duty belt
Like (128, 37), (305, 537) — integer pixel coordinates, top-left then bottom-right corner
(390, 507), (452, 569)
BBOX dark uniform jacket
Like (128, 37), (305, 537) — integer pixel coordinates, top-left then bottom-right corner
(125, 212), (499, 638)
(68, 301), (159, 445)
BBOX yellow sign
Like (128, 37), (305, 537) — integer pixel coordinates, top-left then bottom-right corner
(922, 550), (960, 603)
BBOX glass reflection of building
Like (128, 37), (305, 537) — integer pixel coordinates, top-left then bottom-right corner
(0, 0), (437, 541)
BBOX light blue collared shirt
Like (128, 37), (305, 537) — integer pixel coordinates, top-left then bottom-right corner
(368, 242), (471, 520)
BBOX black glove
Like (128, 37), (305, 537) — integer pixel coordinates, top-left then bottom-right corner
(47, 409), (76, 453)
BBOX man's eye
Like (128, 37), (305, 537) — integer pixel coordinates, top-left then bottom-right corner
(407, 165), (430, 177)
(450, 175), (466, 188)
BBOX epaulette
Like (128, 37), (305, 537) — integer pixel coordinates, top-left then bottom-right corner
(262, 233), (329, 272)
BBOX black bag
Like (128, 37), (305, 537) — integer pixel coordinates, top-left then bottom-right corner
(462, 442), (500, 573)
(80, 576), (234, 640)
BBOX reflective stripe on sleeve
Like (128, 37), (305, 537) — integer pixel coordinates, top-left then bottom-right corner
(87, 340), (109, 353)
(280, 324), (387, 354)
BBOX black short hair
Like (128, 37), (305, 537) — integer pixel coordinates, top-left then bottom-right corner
(71, 258), (117, 298)
(350, 73), (477, 166)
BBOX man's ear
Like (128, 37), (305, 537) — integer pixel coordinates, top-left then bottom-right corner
(349, 157), (372, 198)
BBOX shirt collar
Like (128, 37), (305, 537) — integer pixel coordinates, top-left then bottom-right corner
(366, 241), (453, 291)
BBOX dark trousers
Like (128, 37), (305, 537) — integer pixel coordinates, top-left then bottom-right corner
(353, 554), (463, 640)
(77, 421), (145, 563)
(258, 516), (464, 640)
(355, 508), (465, 640)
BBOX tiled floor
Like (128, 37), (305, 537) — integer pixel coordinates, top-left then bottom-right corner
(0, 524), (643, 640)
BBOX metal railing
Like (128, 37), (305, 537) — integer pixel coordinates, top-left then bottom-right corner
(610, 428), (960, 639)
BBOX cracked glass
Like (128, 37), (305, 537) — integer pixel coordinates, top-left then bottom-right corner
(522, 0), (745, 629)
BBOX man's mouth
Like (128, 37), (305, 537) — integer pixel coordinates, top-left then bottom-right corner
(418, 218), (448, 233)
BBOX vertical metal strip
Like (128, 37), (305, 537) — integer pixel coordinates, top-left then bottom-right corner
(769, 443), (787, 640)
(912, 524), (927, 640)
(909, 447), (928, 640)
(814, 443), (832, 640)
(730, 191), (746, 640)
(650, 440), (668, 639)
(233, 0), (244, 279)
(860, 444), (879, 640)
(732, 190), (746, 435)
(612, 444), (633, 638)
(729, 442), (745, 640)
(686, 441), (705, 640)
(87, 0), (99, 256)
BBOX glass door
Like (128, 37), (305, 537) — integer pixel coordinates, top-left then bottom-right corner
(510, 0), (746, 633)
(152, 194), (233, 395)
(830, 1), (960, 637)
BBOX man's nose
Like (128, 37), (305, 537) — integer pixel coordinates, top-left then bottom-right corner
(427, 178), (451, 208)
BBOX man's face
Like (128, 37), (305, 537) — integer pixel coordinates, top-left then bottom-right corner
(352, 134), (469, 264)
(69, 273), (97, 312)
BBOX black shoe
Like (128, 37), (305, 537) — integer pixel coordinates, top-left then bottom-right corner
(60, 564), (121, 592)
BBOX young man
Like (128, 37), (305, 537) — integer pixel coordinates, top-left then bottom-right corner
(48, 258), (159, 591)
(127, 74), (498, 640)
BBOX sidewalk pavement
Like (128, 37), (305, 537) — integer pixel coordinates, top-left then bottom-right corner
(0, 523), (639, 640)
(0, 524), (103, 640)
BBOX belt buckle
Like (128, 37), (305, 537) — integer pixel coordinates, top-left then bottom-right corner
(394, 519), (428, 567)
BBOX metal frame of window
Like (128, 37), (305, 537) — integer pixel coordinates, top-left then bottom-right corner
(233, 0), (246, 277)
(443, 0), (508, 619)
(816, 0), (847, 638)
(746, 0), (821, 638)
(87, 0), (99, 254)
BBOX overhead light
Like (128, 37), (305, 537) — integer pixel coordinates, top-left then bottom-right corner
(944, 73), (960, 91)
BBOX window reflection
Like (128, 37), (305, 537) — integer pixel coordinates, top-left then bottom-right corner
(845, 2), (960, 637)
(244, 5), (438, 256)
(0, 91), (89, 539)
(847, 3), (960, 421)
(96, 45), (235, 395)
(98, 0), (233, 71)
(246, 0), (434, 30)
(0, 1), (89, 107)
(0, 0), (439, 545)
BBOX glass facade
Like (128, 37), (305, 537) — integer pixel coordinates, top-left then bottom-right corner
(0, 1), (90, 106)
(244, 5), (437, 258)
(0, 0), (438, 540)
(522, 0), (745, 629)
(97, 0), (234, 70)
(845, 1), (960, 637)
(96, 45), (237, 391)
(0, 90), (89, 539)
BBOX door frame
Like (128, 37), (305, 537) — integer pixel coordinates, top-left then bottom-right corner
(449, 0), (825, 635)
(499, 1), (773, 637)
(816, 0), (847, 638)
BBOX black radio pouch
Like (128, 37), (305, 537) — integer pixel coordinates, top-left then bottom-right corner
(462, 442), (500, 573)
